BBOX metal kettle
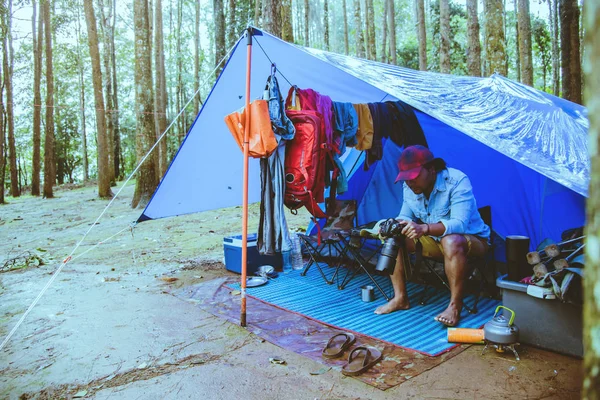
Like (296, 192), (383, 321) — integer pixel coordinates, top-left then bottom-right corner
(483, 306), (519, 345)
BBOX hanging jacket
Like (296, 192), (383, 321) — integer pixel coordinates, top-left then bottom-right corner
(265, 70), (295, 140)
(386, 100), (428, 148)
(353, 104), (374, 151)
(332, 101), (358, 155)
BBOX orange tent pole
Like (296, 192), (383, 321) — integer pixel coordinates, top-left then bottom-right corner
(240, 28), (253, 327)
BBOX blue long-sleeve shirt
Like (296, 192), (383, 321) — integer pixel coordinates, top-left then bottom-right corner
(397, 168), (490, 241)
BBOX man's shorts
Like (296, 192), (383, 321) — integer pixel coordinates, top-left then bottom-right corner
(415, 234), (489, 260)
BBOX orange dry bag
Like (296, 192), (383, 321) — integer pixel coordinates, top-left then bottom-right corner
(224, 99), (277, 158)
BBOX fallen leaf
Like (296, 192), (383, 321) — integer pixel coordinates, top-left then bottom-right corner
(73, 390), (88, 398)
(231, 290), (241, 296)
(159, 277), (178, 283)
(36, 362), (53, 371)
(309, 367), (331, 375)
(269, 357), (286, 365)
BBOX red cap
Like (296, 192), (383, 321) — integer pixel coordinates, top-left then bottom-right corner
(395, 145), (434, 183)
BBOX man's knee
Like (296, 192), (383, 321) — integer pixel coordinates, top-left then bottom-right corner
(441, 234), (468, 259)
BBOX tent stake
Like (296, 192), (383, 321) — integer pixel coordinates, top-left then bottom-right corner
(240, 28), (253, 327)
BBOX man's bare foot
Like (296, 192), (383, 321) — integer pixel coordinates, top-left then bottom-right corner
(434, 303), (461, 326)
(374, 297), (410, 315)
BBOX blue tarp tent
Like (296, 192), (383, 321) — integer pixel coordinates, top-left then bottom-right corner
(138, 28), (588, 251)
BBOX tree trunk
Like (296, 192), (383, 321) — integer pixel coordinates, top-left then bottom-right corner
(324, 0), (330, 50)
(551, 0), (560, 95)
(416, 0), (427, 70)
(304, 0), (310, 46)
(32, 0), (43, 195)
(568, 0), (582, 104)
(0, 55), (4, 204)
(366, 0), (376, 60)
(342, 0), (349, 55)
(560, 0), (582, 103)
(294, 0), (300, 41)
(227, 0), (236, 48)
(42, 0), (55, 198)
(111, 0), (121, 180)
(78, 68), (88, 182)
(353, 0), (365, 57)
(3, 0), (18, 197)
(75, 5), (88, 182)
(381, 0), (388, 63)
(439, 0), (450, 73)
(254, 0), (261, 26)
(132, 0), (158, 208)
(99, 0), (115, 185)
(484, 0), (507, 76)
(213, 0), (226, 77)
(154, 0), (168, 178)
(466, 0), (481, 76)
(281, 0), (294, 42)
(583, 0), (600, 395)
(194, 0), (201, 116)
(517, 0), (533, 85)
(513, 0), (520, 81)
(83, 0), (111, 198)
(176, 0), (184, 144)
(264, 0), (281, 37)
(388, 0), (397, 64)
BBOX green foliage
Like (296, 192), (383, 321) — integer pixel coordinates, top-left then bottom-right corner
(396, 40), (419, 70)
(504, 10), (518, 81)
(532, 16), (552, 91)
(428, 0), (467, 74)
(2, 250), (46, 273)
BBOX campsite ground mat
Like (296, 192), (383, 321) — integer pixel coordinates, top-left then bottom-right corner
(176, 275), (491, 391)
(230, 265), (500, 356)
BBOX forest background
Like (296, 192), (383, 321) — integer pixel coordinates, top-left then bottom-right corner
(1, 0), (599, 396)
(0, 0), (584, 205)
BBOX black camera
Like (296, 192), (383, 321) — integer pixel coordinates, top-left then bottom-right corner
(375, 219), (407, 274)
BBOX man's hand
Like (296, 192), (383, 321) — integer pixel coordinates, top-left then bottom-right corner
(400, 220), (429, 240)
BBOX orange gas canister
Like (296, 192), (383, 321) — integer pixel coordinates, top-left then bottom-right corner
(447, 328), (485, 344)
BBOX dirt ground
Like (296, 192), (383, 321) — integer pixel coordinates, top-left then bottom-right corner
(0, 182), (583, 399)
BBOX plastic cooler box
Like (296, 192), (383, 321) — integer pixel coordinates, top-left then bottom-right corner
(496, 275), (583, 357)
(223, 233), (283, 275)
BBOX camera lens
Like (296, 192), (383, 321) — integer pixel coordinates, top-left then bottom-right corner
(375, 237), (399, 274)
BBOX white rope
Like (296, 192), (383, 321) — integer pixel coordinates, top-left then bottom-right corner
(0, 40), (240, 352)
(0, 226), (129, 351)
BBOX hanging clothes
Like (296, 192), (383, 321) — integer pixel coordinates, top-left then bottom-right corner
(363, 102), (396, 170)
(330, 101), (359, 195)
(258, 143), (292, 255)
(258, 71), (293, 255)
(353, 103), (374, 151)
(386, 100), (428, 148)
(265, 69), (295, 140)
(332, 101), (358, 155)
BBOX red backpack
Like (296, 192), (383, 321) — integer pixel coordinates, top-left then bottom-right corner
(284, 109), (327, 218)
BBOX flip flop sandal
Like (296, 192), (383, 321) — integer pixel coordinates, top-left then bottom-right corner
(321, 332), (356, 359)
(341, 345), (383, 376)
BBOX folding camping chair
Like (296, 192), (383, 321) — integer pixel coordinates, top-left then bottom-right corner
(416, 206), (496, 314)
(297, 200), (357, 285)
(335, 224), (392, 301)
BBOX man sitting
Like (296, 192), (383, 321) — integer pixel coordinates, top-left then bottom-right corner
(375, 145), (490, 327)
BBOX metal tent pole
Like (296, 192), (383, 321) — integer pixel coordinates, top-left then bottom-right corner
(240, 28), (253, 327)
